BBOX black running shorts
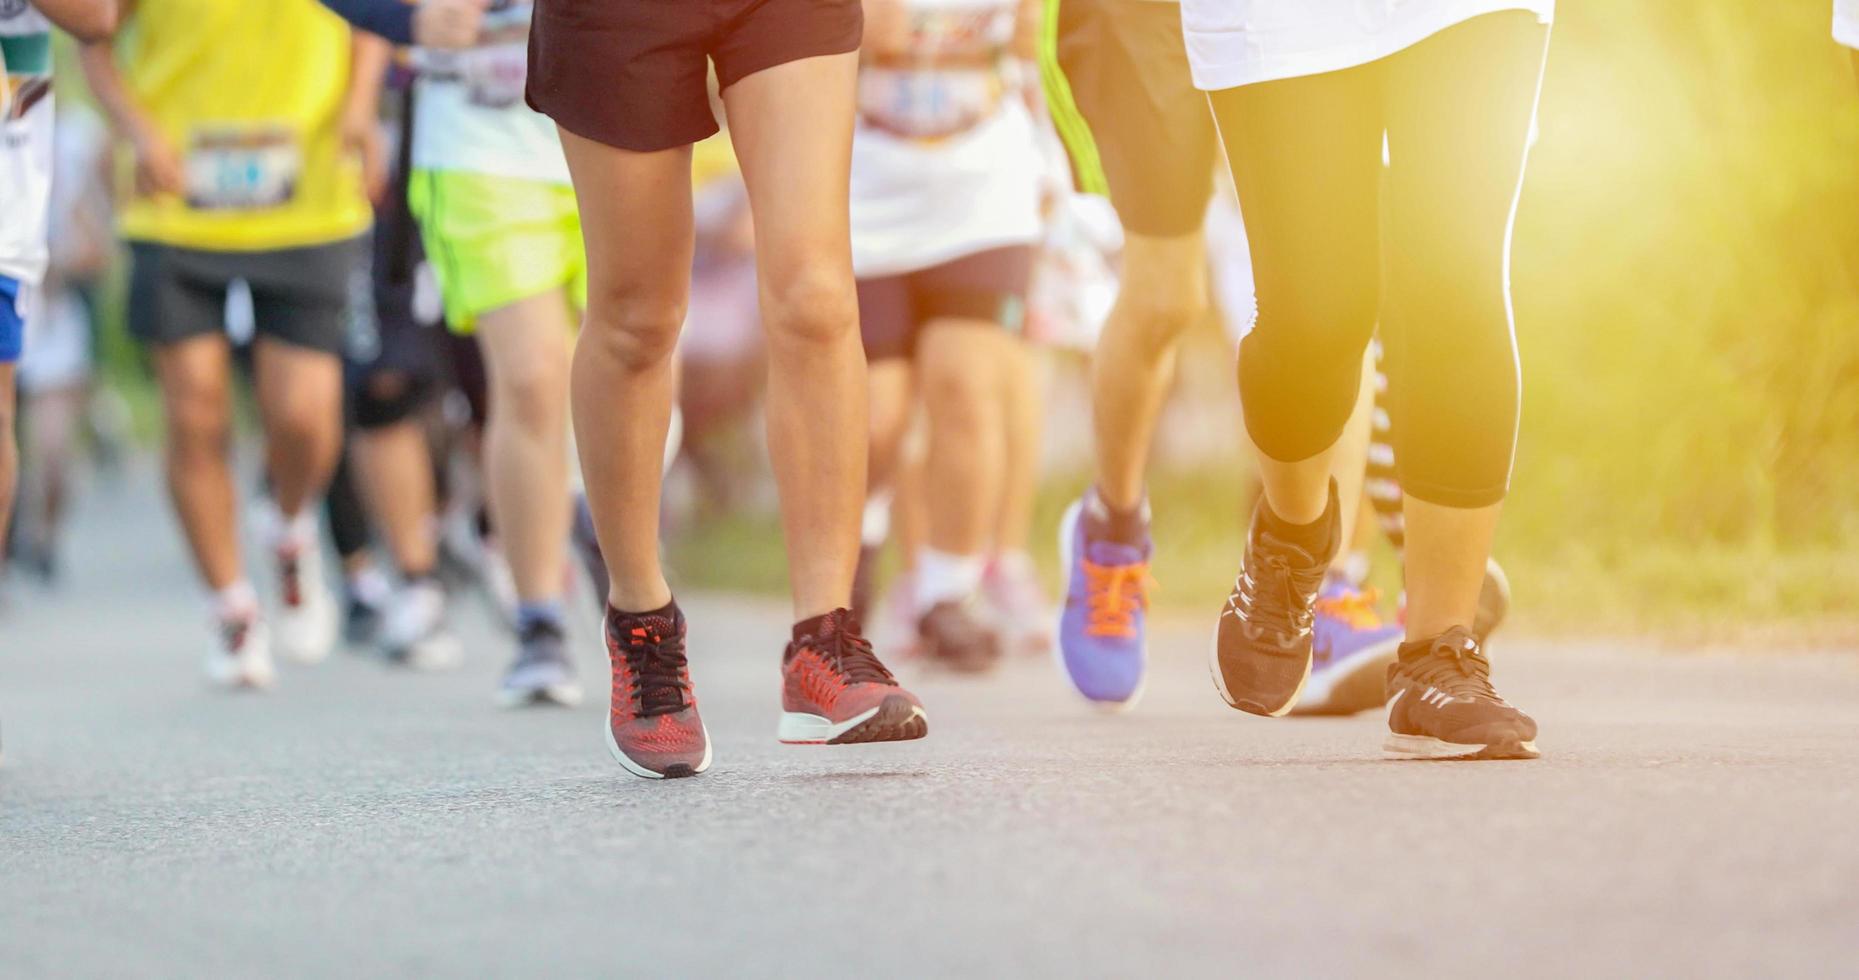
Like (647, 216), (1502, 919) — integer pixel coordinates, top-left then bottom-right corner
(856, 245), (1035, 362)
(1048, 0), (1217, 237)
(528, 0), (864, 152)
(127, 237), (363, 356)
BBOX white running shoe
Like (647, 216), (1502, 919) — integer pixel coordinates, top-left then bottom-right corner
(204, 614), (276, 690)
(380, 580), (463, 670)
(982, 551), (1054, 655)
(272, 527), (338, 665)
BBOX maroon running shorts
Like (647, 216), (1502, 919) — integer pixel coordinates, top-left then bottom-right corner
(527, 0), (864, 152)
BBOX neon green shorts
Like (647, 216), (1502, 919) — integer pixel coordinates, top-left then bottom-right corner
(407, 169), (587, 334)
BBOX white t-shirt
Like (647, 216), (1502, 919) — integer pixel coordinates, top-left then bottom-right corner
(411, 2), (569, 184)
(1838, 0), (1859, 49)
(850, 0), (1045, 278)
(0, 0), (55, 285)
(1181, 0), (1555, 91)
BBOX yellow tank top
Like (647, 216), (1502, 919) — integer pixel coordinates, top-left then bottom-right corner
(116, 0), (369, 251)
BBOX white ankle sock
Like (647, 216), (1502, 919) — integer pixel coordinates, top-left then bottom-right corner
(273, 508), (316, 553)
(211, 580), (259, 622)
(915, 548), (985, 609)
(861, 491), (893, 548)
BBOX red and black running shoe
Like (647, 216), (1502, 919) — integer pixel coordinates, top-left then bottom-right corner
(605, 605), (711, 779)
(779, 609), (927, 745)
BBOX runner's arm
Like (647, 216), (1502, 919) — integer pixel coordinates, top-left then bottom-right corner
(30, 0), (117, 42)
(76, 29), (182, 197)
(342, 31), (393, 201)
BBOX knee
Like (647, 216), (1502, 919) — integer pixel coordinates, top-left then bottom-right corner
(268, 397), (339, 449)
(1250, 278), (1378, 363)
(164, 384), (232, 456)
(584, 288), (684, 373)
(1118, 287), (1206, 359)
(354, 370), (434, 430)
(763, 266), (857, 350)
(922, 360), (992, 437)
(492, 351), (570, 434)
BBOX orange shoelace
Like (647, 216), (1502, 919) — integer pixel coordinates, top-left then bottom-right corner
(1313, 587), (1387, 630)
(1083, 560), (1153, 638)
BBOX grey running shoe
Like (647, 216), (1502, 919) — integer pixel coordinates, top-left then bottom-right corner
(498, 619), (584, 707)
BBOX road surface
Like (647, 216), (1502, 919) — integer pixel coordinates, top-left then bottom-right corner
(3, 470), (1857, 978)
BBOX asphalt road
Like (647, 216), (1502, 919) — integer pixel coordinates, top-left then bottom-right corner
(3, 473), (1857, 979)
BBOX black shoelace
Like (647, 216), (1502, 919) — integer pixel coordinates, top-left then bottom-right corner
(1408, 635), (1501, 702)
(1228, 552), (1320, 649)
(613, 621), (691, 717)
(807, 614), (895, 686)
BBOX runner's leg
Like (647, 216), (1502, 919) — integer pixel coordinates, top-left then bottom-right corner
(556, 130), (694, 614)
(155, 335), (243, 590)
(993, 339), (1041, 557)
(1091, 231), (1206, 511)
(473, 290), (574, 609)
(1211, 66), (1384, 528)
(252, 338), (343, 522)
(722, 52), (866, 620)
(0, 365), (15, 556)
(20, 382), (84, 572)
(918, 321), (1008, 572)
(1205, 59), (1383, 717)
(1381, 10), (1546, 640)
(352, 419), (439, 578)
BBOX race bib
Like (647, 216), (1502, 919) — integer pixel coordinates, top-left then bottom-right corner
(184, 125), (302, 211)
(856, 2), (1015, 142)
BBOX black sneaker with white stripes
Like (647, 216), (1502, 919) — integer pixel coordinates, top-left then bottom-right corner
(1210, 489), (1339, 717)
(1384, 626), (1538, 760)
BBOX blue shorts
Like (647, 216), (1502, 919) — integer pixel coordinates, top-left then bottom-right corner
(0, 275), (24, 364)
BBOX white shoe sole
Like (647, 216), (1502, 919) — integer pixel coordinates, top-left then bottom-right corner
(776, 703), (927, 744)
(1053, 500), (1146, 714)
(605, 716), (713, 779)
(397, 633), (464, 672)
(205, 657), (275, 690)
(1293, 634), (1402, 715)
(1209, 617), (1309, 718)
(1382, 733), (1541, 760)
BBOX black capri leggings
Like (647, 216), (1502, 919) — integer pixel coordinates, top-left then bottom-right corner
(1211, 10), (1549, 509)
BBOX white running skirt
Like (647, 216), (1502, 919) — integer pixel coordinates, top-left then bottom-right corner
(1181, 0), (1554, 90)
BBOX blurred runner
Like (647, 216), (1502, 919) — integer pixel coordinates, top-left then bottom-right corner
(10, 102), (111, 585)
(1041, 0), (1402, 712)
(405, 1), (585, 706)
(338, 74), (463, 669)
(529, 0), (927, 778)
(848, 0), (1046, 672)
(78, 1), (383, 688)
(2, 0), (117, 762)
(1190, 0), (1549, 758)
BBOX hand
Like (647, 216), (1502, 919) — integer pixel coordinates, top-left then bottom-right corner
(413, 0), (488, 50)
(341, 110), (387, 203)
(130, 125), (184, 198)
